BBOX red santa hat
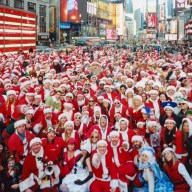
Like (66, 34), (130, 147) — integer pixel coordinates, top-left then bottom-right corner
(166, 86), (176, 92)
(65, 92), (74, 99)
(97, 140), (108, 147)
(131, 135), (143, 143)
(103, 98), (110, 103)
(58, 113), (68, 121)
(74, 112), (82, 117)
(133, 95), (142, 102)
(94, 106), (101, 113)
(26, 88), (35, 96)
(64, 120), (74, 128)
(125, 88), (134, 95)
(149, 89), (158, 95)
(43, 108), (52, 114)
(25, 107), (35, 115)
(162, 147), (175, 156)
(97, 95), (104, 100)
(14, 119), (26, 129)
(109, 131), (119, 138)
(80, 140), (91, 153)
(104, 83), (111, 89)
(165, 118), (176, 125)
(7, 90), (16, 96)
(34, 94), (42, 99)
(137, 119), (146, 127)
(30, 137), (42, 147)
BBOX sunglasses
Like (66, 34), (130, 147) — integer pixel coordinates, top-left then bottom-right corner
(75, 116), (81, 119)
(178, 103), (186, 105)
(66, 96), (72, 98)
(114, 102), (120, 104)
(89, 100), (94, 102)
(84, 92), (89, 94)
(91, 136), (98, 139)
(8, 162), (15, 166)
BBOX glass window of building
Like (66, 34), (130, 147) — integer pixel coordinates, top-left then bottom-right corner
(0, 0), (9, 5)
(28, 2), (36, 12)
(40, 5), (46, 13)
(14, 0), (24, 9)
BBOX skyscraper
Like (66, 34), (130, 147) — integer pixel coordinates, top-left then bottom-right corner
(126, 0), (133, 14)
(167, 0), (173, 17)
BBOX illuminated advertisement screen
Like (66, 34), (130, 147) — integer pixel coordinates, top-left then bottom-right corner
(106, 29), (117, 40)
(60, 0), (87, 23)
(147, 13), (157, 28)
(175, 0), (186, 13)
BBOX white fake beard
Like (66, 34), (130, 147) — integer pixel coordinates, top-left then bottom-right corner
(78, 99), (85, 106)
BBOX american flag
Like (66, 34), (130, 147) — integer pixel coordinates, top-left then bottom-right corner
(0, 5), (37, 54)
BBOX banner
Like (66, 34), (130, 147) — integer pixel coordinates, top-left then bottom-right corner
(165, 34), (177, 40)
(148, 13), (157, 28)
(159, 4), (164, 21)
(60, 0), (87, 23)
(175, 0), (186, 13)
(106, 29), (117, 40)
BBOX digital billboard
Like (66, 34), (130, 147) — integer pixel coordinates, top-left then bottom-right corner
(175, 0), (186, 13)
(147, 13), (157, 28)
(106, 29), (117, 40)
(159, 4), (164, 21)
(60, 0), (87, 23)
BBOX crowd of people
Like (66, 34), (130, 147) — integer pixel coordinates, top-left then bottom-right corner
(0, 45), (191, 192)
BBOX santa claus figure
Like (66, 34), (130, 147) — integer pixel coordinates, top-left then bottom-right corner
(90, 140), (119, 192)
(86, 115), (112, 140)
(109, 131), (136, 192)
(62, 102), (75, 121)
(19, 137), (60, 192)
(103, 84), (120, 103)
(74, 91), (88, 112)
(8, 119), (35, 164)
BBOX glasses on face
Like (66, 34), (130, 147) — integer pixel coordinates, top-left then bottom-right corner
(91, 136), (98, 139)
(89, 100), (94, 102)
(84, 92), (89, 94)
(178, 103), (186, 106)
(8, 162), (15, 166)
(75, 116), (81, 120)
(114, 102), (120, 104)
(66, 96), (72, 98)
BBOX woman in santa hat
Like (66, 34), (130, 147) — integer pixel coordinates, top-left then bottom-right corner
(60, 138), (81, 178)
(56, 113), (68, 136)
(180, 118), (192, 174)
(161, 118), (183, 160)
(60, 140), (93, 192)
(62, 121), (80, 149)
(0, 90), (17, 126)
(163, 147), (192, 192)
(166, 86), (177, 101)
(129, 95), (144, 127)
(137, 147), (173, 192)
(122, 88), (134, 108)
(90, 140), (119, 192)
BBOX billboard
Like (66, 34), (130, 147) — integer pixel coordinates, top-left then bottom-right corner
(106, 29), (117, 40)
(159, 21), (165, 33)
(60, 0), (87, 23)
(165, 34), (177, 40)
(175, 0), (186, 13)
(148, 13), (157, 28)
(87, 2), (96, 15)
(159, 4), (164, 21)
(147, 0), (156, 13)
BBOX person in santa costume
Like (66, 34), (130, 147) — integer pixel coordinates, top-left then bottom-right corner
(163, 147), (192, 192)
(8, 119), (35, 165)
(61, 102), (75, 121)
(19, 137), (60, 192)
(62, 121), (80, 149)
(12, 89), (35, 121)
(33, 108), (58, 137)
(0, 90), (17, 126)
(118, 118), (135, 147)
(161, 118), (183, 160)
(73, 91), (89, 112)
(145, 89), (161, 119)
(90, 140), (119, 192)
(137, 147), (173, 192)
(86, 115), (112, 140)
(109, 131), (136, 192)
(113, 97), (128, 118)
(41, 127), (65, 163)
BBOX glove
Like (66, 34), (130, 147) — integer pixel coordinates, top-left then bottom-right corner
(74, 172), (93, 185)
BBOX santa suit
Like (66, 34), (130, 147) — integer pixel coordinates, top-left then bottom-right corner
(128, 105), (144, 126)
(12, 96), (33, 120)
(90, 149), (119, 192)
(119, 128), (135, 147)
(145, 98), (161, 119)
(86, 124), (112, 140)
(33, 113), (58, 138)
(41, 137), (65, 162)
(19, 147), (60, 192)
(73, 97), (89, 112)
(103, 91), (120, 103)
(114, 104), (128, 118)
(109, 141), (136, 191)
(33, 102), (45, 120)
(164, 161), (192, 192)
(60, 149), (81, 177)
(8, 130), (35, 164)
(161, 127), (183, 159)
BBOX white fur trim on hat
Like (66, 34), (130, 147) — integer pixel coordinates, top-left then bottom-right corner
(97, 95), (104, 100)
(149, 90), (158, 95)
(43, 79), (51, 84)
(30, 137), (42, 147)
(7, 90), (16, 96)
(125, 88), (134, 95)
(80, 140), (91, 153)
(133, 95), (142, 101)
(167, 86), (176, 92)
(131, 135), (143, 143)
(65, 93), (73, 99)
(34, 94), (42, 99)
(137, 121), (146, 127)
(109, 131), (119, 138)
(64, 121), (74, 128)
(165, 118), (176, 124)
(94, 106), (101, 113)
(25, 109), (34, 115)
(58, 113), (68, 121)
(119, 118), (129, 126)
(162, 147), (175, 156)
(97, 140), (108, 147)
(64, 102), (73, 108)
(43, 108), (52, 114)
(14, 119), (26, 128)
(146, 121), (157, 127)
